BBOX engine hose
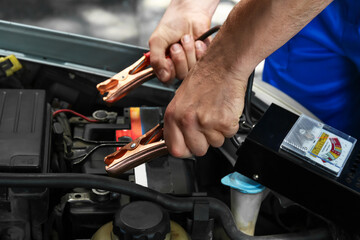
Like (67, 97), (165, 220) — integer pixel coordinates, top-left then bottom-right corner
(0, 173), (330, 240)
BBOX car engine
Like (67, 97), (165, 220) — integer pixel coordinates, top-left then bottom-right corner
(1, 24), (359, 240)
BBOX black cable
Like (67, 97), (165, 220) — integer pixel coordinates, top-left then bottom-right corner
(55, 113), (72, 138)
(70, 143), (127, 165)
(69, 138), (131, 165)
(73, 137), (131, 145)
(231, 135), (241, 148)
(244, 70), (255, 127)
(197, 25), (221, 41)
(231, 70), (256, 148)
(0, 173), (330, 240)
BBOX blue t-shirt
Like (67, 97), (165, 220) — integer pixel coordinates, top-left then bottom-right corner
(263, 0), (360, 139)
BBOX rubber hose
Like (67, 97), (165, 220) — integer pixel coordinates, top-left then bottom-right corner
(0, 173), (330, 240)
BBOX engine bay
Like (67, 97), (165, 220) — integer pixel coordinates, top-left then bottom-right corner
(0, 23), (359, 240)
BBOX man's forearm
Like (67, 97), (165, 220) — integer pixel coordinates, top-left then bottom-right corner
(203, 0), (333, 79)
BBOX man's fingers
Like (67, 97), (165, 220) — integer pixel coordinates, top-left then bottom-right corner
(203, 37), (211, 47)
(204, 130), (225, 148)
(183, 129), (209, 157)
(164, 123), (192, 158)
(218, 120), (239, 138)
(195, 40), (207, 60)
(181, 123), (210, 157)
(164, 108), (192, 158)
(166, 58), (176, 81)
(150, 30), (209, 82)
(181, 34), (197, 70)
(198, 109), (240, 139)
(177, 111), (209, 157)
(170, 43), (189, 80)
(149, 33), (172, 83)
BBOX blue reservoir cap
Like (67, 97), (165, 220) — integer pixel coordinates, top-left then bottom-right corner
(221, 172), (265, 194)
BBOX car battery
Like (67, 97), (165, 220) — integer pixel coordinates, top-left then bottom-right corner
(235, 104), (360, 233)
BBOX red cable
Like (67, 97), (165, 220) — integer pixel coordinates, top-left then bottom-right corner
(52, 109), (99, 123)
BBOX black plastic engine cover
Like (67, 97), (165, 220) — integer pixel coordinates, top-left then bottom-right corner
(0, 89), (51, 240)
(0, 89), (50, 173)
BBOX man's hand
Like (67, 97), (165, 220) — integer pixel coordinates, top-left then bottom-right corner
(163, 55), (248, 157)
(149, 0), (219, 82)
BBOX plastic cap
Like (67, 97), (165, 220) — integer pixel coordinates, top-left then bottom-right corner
(113, 201), (170, 240)
(221, 172), (265, 194)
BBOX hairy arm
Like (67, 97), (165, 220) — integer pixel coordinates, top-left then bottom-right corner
(210, 0), (333, 78)
(164, 0), (334, 157)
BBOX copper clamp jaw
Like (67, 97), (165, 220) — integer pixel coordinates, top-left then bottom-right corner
(96, 25), (221, 104)
(104, 123), (168, 176)
(96, 52), (155, 103)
